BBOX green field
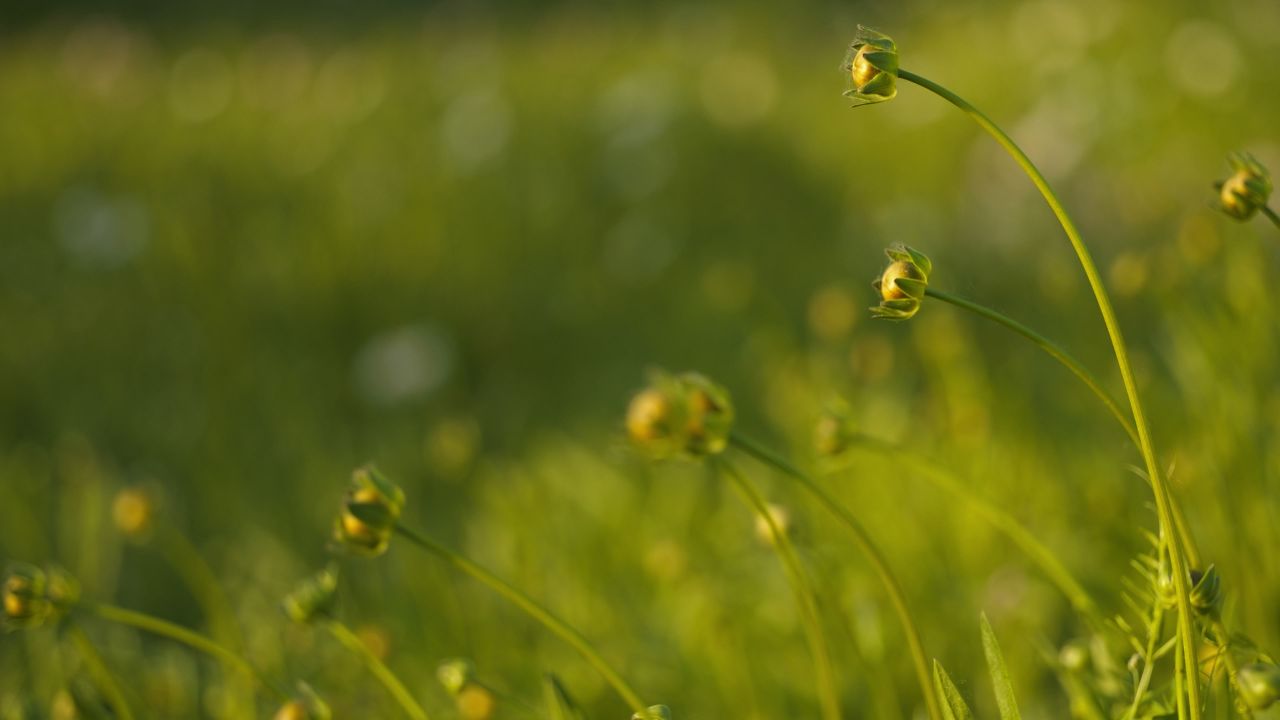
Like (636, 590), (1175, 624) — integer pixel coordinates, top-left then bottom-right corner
(2, 2), (1279, 718)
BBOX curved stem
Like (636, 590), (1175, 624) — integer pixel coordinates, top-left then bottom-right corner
(715, 458), (842, 720)
(392, 524), (647, 714)
(66, 622), (136, 720)
(1261, 205), (1280, 230)
(731, 433), (942, 720)
(835, 434), (1104, 629)
(84, 602), (287, 701)
(898, 67), (1202, 719)
(924, 286), (1201, 567)
(924, 286), (1137, 442)
(325, 619), (430, 720)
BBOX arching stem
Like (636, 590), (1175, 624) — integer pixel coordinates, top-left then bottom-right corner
(66, 622), (136, 720)
(324, 619), (430, 720)
(898, 67), (1202, 719)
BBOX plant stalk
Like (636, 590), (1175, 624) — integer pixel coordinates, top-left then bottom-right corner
(1261, 205), (1280, 230)
(731, 433), (942, 720)
(923, 286), (1201, 567)
(392, 524), (647, 714)
(67, 621), (136, 720)
(716, 458), (842, 720)
(898, 67), (1202, 719)
(84, 602), (287, 701)
(325, 619), (430, 720)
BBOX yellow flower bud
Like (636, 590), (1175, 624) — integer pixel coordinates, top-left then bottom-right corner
(273, 683), (331, 720)
(1215, 152), (1272, 221)
(332, 466), (404, 557)
(457, 684), (496, 720)
(627, 372), (734, 460)
(112, 487), (154, 539)
(626, 389), (673, 445)
(843, 26), (898, 107)
(870, 245), (932, 321)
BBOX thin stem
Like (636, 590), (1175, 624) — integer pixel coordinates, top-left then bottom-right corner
(898, 67), (1202, 719)
(835, 435), (1104, 629)
(731, 433), (942, 720)
(1124, 607), (1165, 720)
(715, 458), (842, 720)
(923, 286), (1201, 567)
(325, 619), (430, 720)
(84, 602), (287, 701)
(66, 622), (136, 720)
(392, 524), (647, 714)
(924, 286), (1137, 442)
(1209, 618), (1252, 720)
(1261, 205), (1280, 230)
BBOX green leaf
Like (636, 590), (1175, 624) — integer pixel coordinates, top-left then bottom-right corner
(980, 613), (1023, 720)
(542, 674), (584, 720)
(933, 660), (975, 720)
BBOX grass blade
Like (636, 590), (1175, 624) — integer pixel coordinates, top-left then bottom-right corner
(933, 660), (974, 720)
(980, 613), (1022, 720)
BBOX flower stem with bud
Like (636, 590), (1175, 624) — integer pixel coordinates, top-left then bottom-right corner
(714, 458), (842, 720)
(391, 524), (648, 715)
(894, 65), (1203, 719)
(730, 433), (942, 720)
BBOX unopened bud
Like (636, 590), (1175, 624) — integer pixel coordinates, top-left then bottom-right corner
(282, 565), (339, 624)
(627, 372), (734, 460)
(843, 26), (898, 107)
(1215, 152), (1272, 221)
(871, 245), (931, 321)
(332, 466), (404, 557)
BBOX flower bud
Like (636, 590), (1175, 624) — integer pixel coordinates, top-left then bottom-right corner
(438, 658), (475, 697)
(273, 684), (331, 720)
(843, 26), (898, 107)
(332, 466), (405, 557)
(1238, 663), (1280, 710)
(282, 565), (339, 624)
(3, 563), (77, 629)
(112, 486), (154, 539)
(1058, 641), (1089, 672)
(632, 706), (673, 720)
(870, 245), (931, 320)
(1189, 565), (1221, 616)
(1215, 152), (1272, 221)
(627, 372), (734, 460)
(457, 684), (496, 720)
(753, 502), (792, 546)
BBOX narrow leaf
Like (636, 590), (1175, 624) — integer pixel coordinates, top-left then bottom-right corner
(980, 613), (1023, 720)
(542, 673), (584, 720)
(933, 660), (975, 720)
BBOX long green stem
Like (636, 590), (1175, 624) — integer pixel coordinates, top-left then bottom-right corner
(898, 67), (1202, 719)
(1124, 607), (1165, 720)
(84, 602), (287, 701)
(923, 286), (1201, 567)
(1209, 618), (1252, 719)
(834, 435), (1104, 628)
(1261, 205), (1280, 230)
(325, 619), (430, 720)
(731, 433), (942, 720)
(715, 458), (842, 720)
(67, 622), (136, 720)
(392, 524), (647, 714)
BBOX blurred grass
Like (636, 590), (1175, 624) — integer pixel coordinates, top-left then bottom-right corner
(1, 1), (1279, 717)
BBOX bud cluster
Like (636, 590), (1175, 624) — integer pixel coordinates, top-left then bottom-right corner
(627, 372), (734, 460)
(3, 563), (79, 630)
(332, 466), (405, 557)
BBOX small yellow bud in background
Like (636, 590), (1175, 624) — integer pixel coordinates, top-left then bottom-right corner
(626, 389), (673, 445)
(753, 502), (791, 546)
(273, 701), (309, 720)
(457, 684), (496, 720)
(273, 683), (331, 720)
(1214, 152), (1272, 221)
(112, 486), (154, 539)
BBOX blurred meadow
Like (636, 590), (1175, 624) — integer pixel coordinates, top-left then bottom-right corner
(2, 0), (1280, 717)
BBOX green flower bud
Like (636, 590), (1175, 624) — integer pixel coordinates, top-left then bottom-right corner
(282, 565), (339, 624)
(438, 658), (475, 697)
(1215, 152), (1272, 220)
(332, 465), (405, 557)
(632, 706), (673, 720)
(627, 372), (734, 460)
(870, 245), (931, 320)
(273, 683), (332, 720)
(1058, 641), (1089, 672)
(3, 563), (78, 630)
(1237, 663), (1280, 711)
(843, 26), (898, 107)
(1189, 565), (1221, 616)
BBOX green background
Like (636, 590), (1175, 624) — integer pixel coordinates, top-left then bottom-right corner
(2, 0), (1278, 717)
